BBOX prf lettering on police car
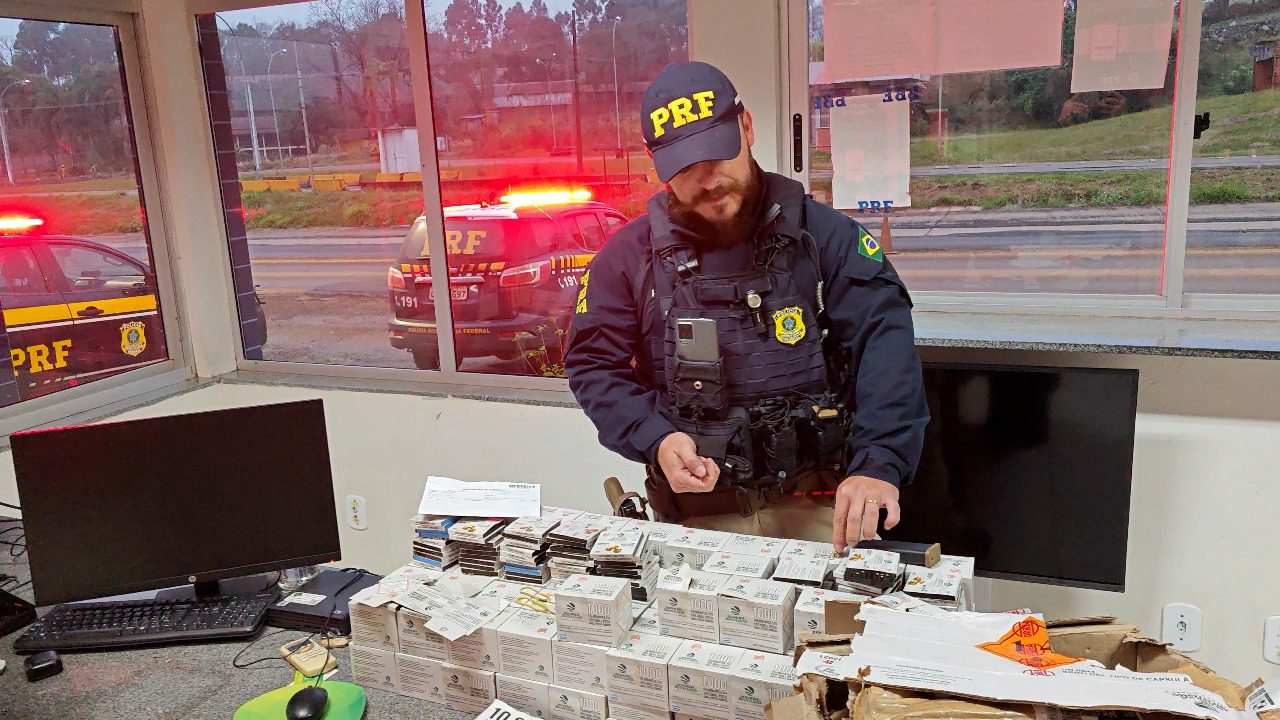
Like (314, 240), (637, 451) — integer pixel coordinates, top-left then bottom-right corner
(650, 90), (717, 138)
(445, 229), (486, 255)
(11, 339), (72, 375)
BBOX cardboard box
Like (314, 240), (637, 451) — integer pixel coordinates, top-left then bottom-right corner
(498, 674), (552, 718)
(549, 685), (609, 720)
(472, 578), (542, 609)
(349, 644), (400, 693)
(633, 605), (661, 636)
(348, 585), (400, 652)
(667, 640), (746, 717)
(657, 566), (729, 643)
(555, 574), (633, 647)
(716, 577), (797, 654)
(498, 609), (558, 683)
(553, 639), (610, 694)
(607, 702), (672, 720)
(662, 529), (729, 569)
(447, 605), (518, 672)
(728, 651), (798, 720)
(701, 553), (775, 579)
(719, 534), (787, 559)
(607, 631), (683, 714)
(397, 607), (448, 660)
(396, 652), (446, 704)
(441, 661), (498, 715)
(794, 588), (865, 639)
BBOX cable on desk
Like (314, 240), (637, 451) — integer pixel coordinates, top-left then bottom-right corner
(232, 569), (369, 676)
(0, 501), (19, 510)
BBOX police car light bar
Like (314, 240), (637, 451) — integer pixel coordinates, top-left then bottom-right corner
(499, 189), (592, 208)
(0, 215), (44, 233)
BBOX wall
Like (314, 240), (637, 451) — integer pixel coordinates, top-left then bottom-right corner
(2, 351), (1279, 683)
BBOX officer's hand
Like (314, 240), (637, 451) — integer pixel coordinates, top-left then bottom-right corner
(657, 432), (719, 493)
(832, 475), (901, 552)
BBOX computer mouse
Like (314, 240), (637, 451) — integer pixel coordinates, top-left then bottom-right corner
(284, 685), (328, 720)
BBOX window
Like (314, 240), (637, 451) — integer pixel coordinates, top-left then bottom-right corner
(1183, 1), (1280, 296)
(0, 246), (48, 294)
(424, 0), (689, 377)
(0, 16), (170, 408)
(604, 213), (626, 234)
(575, 214), (607, 251)
(47, 244), (148, 292)
(198, 2), (424, 370)
(807, 0), (1178, 296)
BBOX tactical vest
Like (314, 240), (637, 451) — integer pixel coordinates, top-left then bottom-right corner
(637, 190), (847, 486)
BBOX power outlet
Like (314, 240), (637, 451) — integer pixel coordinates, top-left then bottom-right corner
(345, 495), (368, 530)
(1265, 616), (1280, 665)
(1161, 603), (1202, 652)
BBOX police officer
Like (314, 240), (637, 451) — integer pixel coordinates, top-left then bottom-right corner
(565, 62), (929, 551)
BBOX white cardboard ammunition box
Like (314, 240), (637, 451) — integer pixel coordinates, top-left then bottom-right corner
(446, 605), (517, 672)
(549, 685), (609, 720)
(716, 577), (796, 654)
(632, 605), (661, 636)
(397, 607), (448, 660)
(349, 644), (400, 693)
(606, 631), (683, 714)
(728, 651), (798, 720)
(441, 661), (498, 715)
(497, 609), (558, 683)
(657, 566), (729, 643)
(718, 534), (787, 559)
(396, 653), (446, 704)
(552, 639), (610, 694)
(661, 530), (728, 569)
(472, 578), (539, 609)
(348, 586), (400, 652)
(794, 587), (866, 638)
(700, 552), (774, 579)
(667, 640), (745, 717)
(498, 674), (552, 718)
(608, 703), (671, 720)
(555, 574), (633, 647)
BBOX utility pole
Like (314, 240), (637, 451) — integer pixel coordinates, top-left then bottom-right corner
(216, 15), (261, 171)
(612, 17), (622, 156)
(268, 49), (288, 165)
(0, 80), (30, 186)
(571, 10), (584, 174)
(294, 41), (315, 181)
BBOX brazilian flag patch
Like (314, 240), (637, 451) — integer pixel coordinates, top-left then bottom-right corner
(857, 226), (884, 263)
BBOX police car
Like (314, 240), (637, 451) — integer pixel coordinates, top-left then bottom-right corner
(387, 190), (626, 369)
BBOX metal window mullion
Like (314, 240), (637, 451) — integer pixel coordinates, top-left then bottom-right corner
(1162, 0), (1204, 309)
(781, 0), (810, 188)
(405, 0), (459, 377)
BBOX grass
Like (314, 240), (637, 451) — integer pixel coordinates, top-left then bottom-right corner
(812, 168), (1280, 211)
(0, 177), (137, 195)
(814, 89), (1280, 167)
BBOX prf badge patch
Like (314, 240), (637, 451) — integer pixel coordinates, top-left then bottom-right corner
(120, 321), (147, 357)
(574, 269), (590, 314)
(857, 226), (884, 262)
(772, 306), (805, 345)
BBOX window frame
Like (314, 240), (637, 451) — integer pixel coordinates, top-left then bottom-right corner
(0, 4), (193, 436)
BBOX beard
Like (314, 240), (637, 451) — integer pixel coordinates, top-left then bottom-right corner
(667, 162), (763, 251)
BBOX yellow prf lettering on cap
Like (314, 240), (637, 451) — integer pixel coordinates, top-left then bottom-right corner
(650, 106), (672, 138)
(669, 97), (698, 129)
(693, 90), (715, 118)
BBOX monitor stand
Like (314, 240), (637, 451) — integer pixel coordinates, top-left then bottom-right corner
(155, 573), (280, 602)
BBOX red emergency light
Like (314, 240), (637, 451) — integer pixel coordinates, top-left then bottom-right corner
(499, 189), (592, 208)
(0, 215), (44, 234)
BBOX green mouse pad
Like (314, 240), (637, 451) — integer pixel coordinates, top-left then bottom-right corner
(233, 676), (366, 720)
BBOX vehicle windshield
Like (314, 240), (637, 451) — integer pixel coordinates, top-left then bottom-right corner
(400, 216), (566, 263)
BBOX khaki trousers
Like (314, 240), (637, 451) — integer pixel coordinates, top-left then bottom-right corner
(660, 472), (837, 542)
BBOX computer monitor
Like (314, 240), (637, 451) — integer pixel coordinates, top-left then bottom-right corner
(884, 364), (1139, 592)
(11, 399), (341, 605)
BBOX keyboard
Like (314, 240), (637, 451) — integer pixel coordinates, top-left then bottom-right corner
(13, 590), (278, 653)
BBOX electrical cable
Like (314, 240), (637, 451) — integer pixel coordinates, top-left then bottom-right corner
(0, 501), (19, 510)
(232, 569), (369, 678)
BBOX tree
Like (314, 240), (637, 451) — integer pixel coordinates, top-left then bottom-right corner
(310, 0), (404, 137)
(12, 21), (56, 76)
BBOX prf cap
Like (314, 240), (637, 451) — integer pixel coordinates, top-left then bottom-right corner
(642, 61), (745, 183)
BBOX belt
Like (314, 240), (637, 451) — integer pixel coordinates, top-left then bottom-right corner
(644, 467), (829, 520)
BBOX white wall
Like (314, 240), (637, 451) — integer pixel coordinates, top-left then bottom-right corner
(2, 353), (1279, 683)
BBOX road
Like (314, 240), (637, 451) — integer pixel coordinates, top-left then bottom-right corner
(811, 154), (1280, 179)
(94, 214), (1280, 369)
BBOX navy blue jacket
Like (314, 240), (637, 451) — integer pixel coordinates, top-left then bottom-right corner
(565, 174), (929, 487)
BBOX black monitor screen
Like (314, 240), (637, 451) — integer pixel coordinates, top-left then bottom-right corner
(883, 364), (1138, 591)
(12, 399), (341, 605)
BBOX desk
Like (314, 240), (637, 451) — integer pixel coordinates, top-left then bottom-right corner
(0, 519), (475, 720)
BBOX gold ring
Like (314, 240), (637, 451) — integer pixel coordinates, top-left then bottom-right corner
(866, 498), (879, 505)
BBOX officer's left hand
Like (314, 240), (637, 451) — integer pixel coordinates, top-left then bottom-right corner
(832, 475), (901, 552)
